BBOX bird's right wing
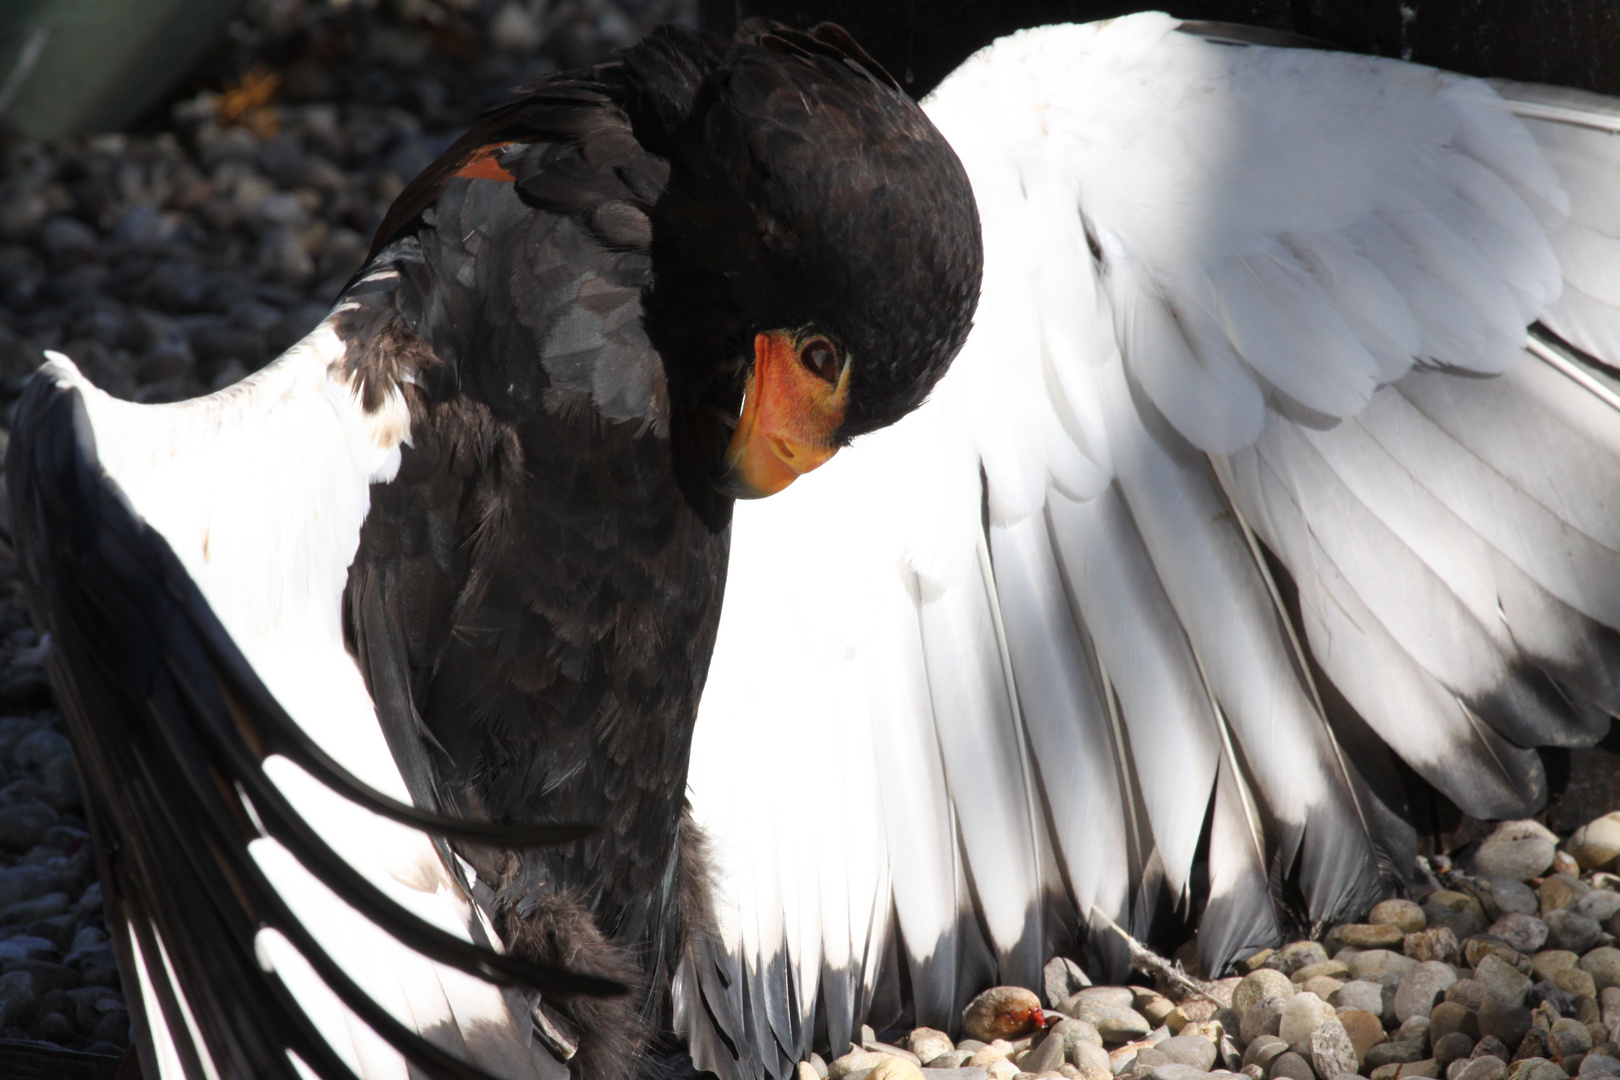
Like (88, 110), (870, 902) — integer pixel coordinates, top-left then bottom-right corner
(680, 16), (1620, 1080)
(9, 324), (616, 1080)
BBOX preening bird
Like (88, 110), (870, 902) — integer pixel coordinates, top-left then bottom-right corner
(10, 9), (1620, 1080)
(7, 22), (981, 1080)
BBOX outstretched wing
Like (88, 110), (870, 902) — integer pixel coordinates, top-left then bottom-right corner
(9, 329), (618, 1080)
(678, 15), (1620, 1079)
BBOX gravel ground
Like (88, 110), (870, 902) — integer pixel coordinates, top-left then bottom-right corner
(835, 818), (1620, 1080)
(0, 0), (689, 1060)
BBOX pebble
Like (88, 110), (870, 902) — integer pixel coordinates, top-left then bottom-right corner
(868, 1059), (925, 1080)
(911, 1029), (957, 1065)
(1244, 1035), (1288, 1069)
(1552, 1018), (1594, 1057)
(1084, 1005), (1153, 1043)
(1303, 976), (1347, 1000)
(1141, 996), (1177, 1027)
(1476, 823), (1560, 882)
(1074, 987), (1138, 1010)
(1310, 1019), (1359, 1080)
(1395, 1015), (1433, 1049)
(0, 968), (36, 1025)
(1457, 1059), (1509, 1080)
(1333, 979), (1386, 1015)
(966, 987), (1047, 1043)
(831, 1050), (891, 1078)
(1238, 971), (1299, 1018)
(1427, 894), (1490, 942)
(1281, 993), (1337, 1054)
(1341, 1008), (1389, 1064)
(1432, 1004), (1482, 1043)
(1576, 893), (1620, 925)
(1505, 1060), (1568, 1080)
(1046, 1019), (1104, 1053)
(1491, 917), (1551, 956)
(1072, 1042), (1113, 1080)
(1494, 882), (1545, 918)
(1581, 949), (1620, 994)
(866, 1041), (921, 1066)
(1144, 1065), (1209, 1080)
(1533, 952), (1582, 982)
(1556, 914), (1606, 955)
(1345, 925), (1411, 949)
(1046, 957), (1092, 1007)
(1434, 1033), (1477, 1070)
(1374, 902), (1429, 935)
(1156, 1036), (1218, 1071)
(1241, 995), (1287, 1044)
(1293, 961), (1351, 985)
(969, 1045), (1011, 1069)
(1554, 968), (1599, 1000)
(1021, 1032), (1069, 1074)
(1411, 929), (1465, 967)
(1542, 877), (1594, 915)
(1448, 981), (1491, 1012)
(1369, 1042), (1429, 1068)
(1475, 956), (1533, 1009)
(1478, 1001), (1534, 1050)
(1356, 951), (1421, 980)
(1466, 938), (1526, 971)
(1398, 963), (1462, 1022)
(1279, 944), (1331, 975)
(1569, 816), (1620, 873)
(1269, 1050), (1315, 1080)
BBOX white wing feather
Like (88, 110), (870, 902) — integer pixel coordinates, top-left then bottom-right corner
(49, 310), (564, 1080)
(682, 15), (1620, 1080)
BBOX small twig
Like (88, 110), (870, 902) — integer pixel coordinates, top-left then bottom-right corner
(1089, 906), (1224, 1006)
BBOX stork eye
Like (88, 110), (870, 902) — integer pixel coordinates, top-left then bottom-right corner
(799, 338), (839, 383)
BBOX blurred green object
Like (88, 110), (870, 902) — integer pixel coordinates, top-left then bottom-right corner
(0, 0), (249, 138)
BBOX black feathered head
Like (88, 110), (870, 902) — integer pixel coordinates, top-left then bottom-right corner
(629, 22), (983, 521)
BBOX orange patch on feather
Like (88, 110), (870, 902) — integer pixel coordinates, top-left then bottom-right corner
(455, 143), (518, 182)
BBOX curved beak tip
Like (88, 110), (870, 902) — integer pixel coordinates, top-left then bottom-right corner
(718, 437), (837, 499)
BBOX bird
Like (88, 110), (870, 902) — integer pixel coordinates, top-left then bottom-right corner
(674, 12), (1620, 1080)
(6, 20), (982, 1080)
(12, 9), (1620, 1080)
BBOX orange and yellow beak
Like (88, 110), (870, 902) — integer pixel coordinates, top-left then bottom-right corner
(719, 330), (850, 498)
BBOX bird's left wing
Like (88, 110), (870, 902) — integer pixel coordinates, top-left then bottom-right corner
(679, 14), (1620, 1079)
(9, 326), (618, 1080)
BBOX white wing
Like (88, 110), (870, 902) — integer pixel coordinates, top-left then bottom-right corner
(681, 14), (1620, 1079)
(11, 309), (583, 1080)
